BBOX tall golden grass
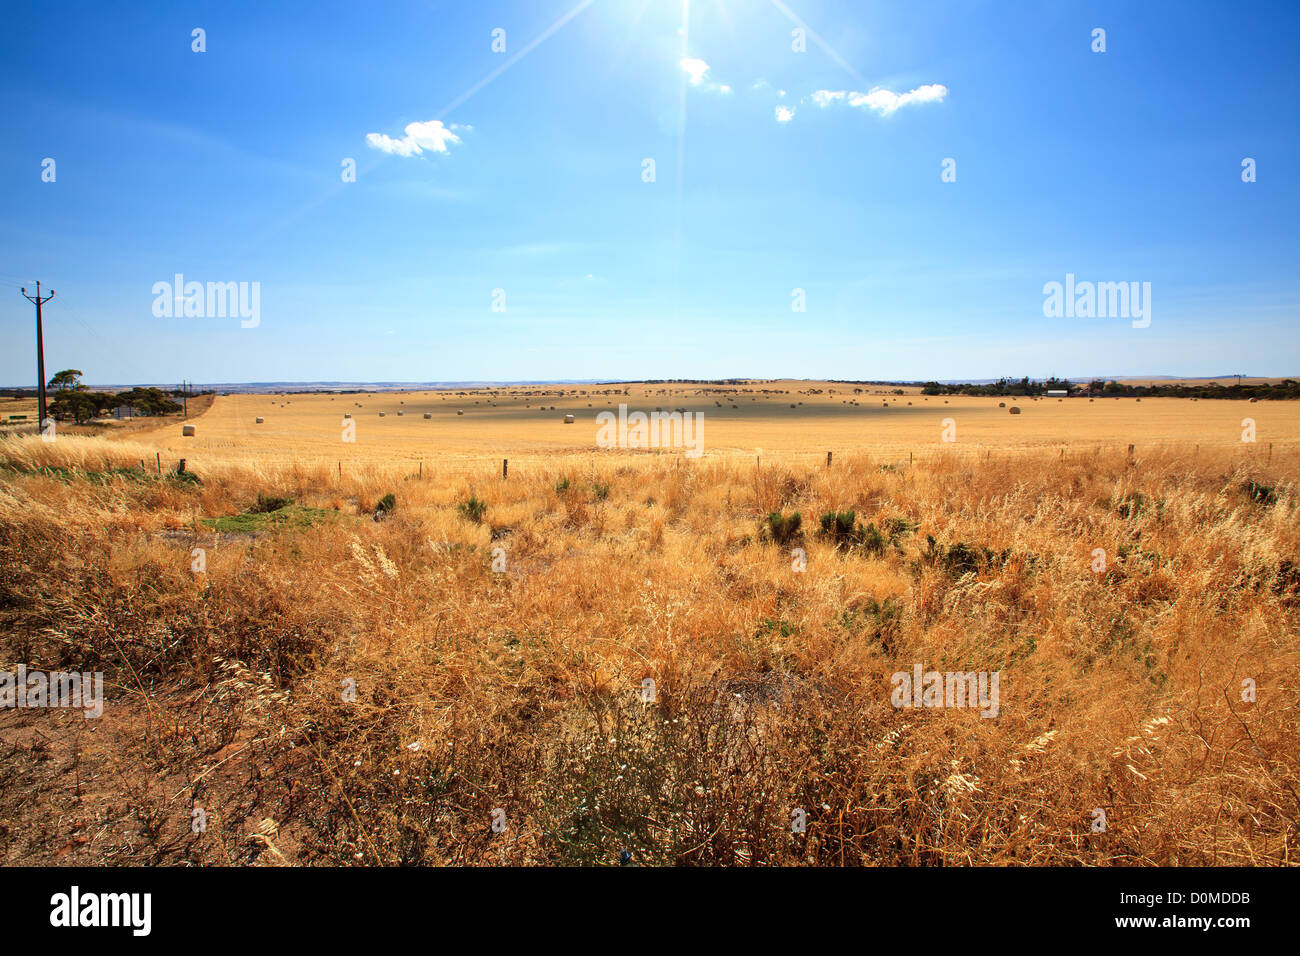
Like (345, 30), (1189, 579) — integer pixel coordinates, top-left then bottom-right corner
(0, 433), (1296, 865)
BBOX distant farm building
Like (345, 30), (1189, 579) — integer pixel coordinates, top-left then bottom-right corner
(113, 406), (134, 420)
(1046, 389), (1068, 398)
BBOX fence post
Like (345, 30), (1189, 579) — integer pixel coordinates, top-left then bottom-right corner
(156, 452), (161, 474)
(826, 451), (832, 468)
(502, 458), (508, 479)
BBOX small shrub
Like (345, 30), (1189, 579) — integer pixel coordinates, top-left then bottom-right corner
(920, 536), (1010, 577)
(883, 516), (917, 539)
(252, 492), (293, 513)
(459, 495), (488, 524)
(840, 597), (903, 652)
(1243, 480), (1277, 506)
(763, 511), (802, 545)
(375, 493), (396, 518)
(858, 521), (887, 556)
(819, 510), (857, 542)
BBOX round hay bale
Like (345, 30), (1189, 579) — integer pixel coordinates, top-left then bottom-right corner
(457, 410), (464, 415)
(563, 414), (575, 424)
(255, 417), (264, 424)
(423, 413), (431, 419)
(998, 402), (1006, 408)
(1009, 406), (1022, 415)
(182, 424), (196, 436)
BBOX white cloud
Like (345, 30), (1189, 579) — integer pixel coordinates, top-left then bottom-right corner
(681, 57), (733, 94)
(366, 119), (464, 157)
(810, 90), (846, 108)
(810, 84), (947, 116)
(680, 57), (711, 85)
(775, 105), (796, 123)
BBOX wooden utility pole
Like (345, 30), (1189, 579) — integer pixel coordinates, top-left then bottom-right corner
(20, 282), (54, 427)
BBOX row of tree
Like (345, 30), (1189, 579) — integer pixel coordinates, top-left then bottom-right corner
(921, 377), (1076, 396)
(919, 377), (1300, 400)
(44, 370), (183, 423)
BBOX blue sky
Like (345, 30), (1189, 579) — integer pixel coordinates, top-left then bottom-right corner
(1, 0), (1297, 386)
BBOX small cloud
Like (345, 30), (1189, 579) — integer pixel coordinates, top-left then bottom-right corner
(366, 119), (464, 157)
(680, 57), (711, 85)
(810, 90), (846, 108)
(775, 105), (796, 123)
(680, 57), (731, 94)
(809, 84), (948, 116)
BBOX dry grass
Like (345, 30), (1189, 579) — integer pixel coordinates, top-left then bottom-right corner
(0, 430), (1297, 866)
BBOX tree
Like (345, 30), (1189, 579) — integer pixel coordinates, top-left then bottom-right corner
(48, 369), (85, 392)
(114, 387), (181, 416)
(48, 390), (114, 424)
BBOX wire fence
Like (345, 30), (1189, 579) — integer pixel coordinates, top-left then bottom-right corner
(20, 438), (1286, 486)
